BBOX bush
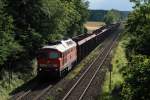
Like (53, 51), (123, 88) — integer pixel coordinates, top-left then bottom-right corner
(122, 55), (150, 100)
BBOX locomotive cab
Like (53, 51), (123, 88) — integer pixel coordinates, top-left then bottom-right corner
(37, 39), (77, 77)
(37, 49), (63, 76)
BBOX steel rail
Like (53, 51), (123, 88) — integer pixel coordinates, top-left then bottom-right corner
(32, 85), (53, 100)
(62, 48), (105, 100)
(62, 29), (120, 100)
(16, 90), (32, 100)
(15, 82), (52, 100)
(78, 32), (120, 100)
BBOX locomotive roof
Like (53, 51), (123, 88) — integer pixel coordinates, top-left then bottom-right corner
(42, 39), (76, 52)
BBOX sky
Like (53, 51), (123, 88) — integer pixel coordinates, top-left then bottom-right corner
(87, 0), (134, 11)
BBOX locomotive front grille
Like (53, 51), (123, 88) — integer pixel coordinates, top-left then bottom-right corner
(39, 64), (47, 68)
(39, 64), (57, 68)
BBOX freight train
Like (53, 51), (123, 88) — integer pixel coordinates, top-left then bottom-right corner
(37, 23), (120, 77)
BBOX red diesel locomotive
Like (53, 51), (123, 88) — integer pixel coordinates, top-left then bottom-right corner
(37, 39), (77, 76)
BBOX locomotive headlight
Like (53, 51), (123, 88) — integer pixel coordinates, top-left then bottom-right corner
(38, 68), (42, 71)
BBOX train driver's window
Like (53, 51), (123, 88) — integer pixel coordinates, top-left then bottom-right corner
(49, 52), (59, 59)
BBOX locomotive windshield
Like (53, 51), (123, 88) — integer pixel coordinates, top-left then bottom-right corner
(49, 52), (59, 59)
(37, 50), (61, 59)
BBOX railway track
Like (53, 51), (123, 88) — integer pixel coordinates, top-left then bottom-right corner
(62, 30), (120, 100)
(11, 79), (57, 100)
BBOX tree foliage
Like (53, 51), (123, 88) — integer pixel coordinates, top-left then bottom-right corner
(121, 0), (150, 99)
(0, 0), (21, 70)
(122, 55), (150, 100)
(104, 9), (121, 25)
(126, 1), (150, 55)
(89, 10), (129, 22)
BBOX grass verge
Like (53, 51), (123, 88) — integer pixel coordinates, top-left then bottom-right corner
(99, 34), (130, 100)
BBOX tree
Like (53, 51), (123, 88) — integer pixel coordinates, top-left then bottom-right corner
(6, 0), (61, 58)
(122, 55), (150, 100)
(104, 9), (121, 25)
(0, 0), (21, 71)
(126, 1), (150, 55)
(121, 0), (150, 99)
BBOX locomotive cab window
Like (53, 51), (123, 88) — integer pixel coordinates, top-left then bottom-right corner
(49, 52), (60, 59)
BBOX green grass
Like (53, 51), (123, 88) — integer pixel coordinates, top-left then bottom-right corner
(99, 34), (129, 100)
(0, 60), (37, 100)
(47, 96), (54, 100)
(56, 87), (63, 92)
(0, 72), (24, 100)
(67, 44), (102, 80)
(0, 72), (35, 100)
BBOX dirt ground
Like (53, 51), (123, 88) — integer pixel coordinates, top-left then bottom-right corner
(84, 22), (105, 33)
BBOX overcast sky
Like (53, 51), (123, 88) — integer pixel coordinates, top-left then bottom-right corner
(87, 0), (133, 11)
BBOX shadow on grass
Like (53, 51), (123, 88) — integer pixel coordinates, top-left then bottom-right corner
(9, 74), (60, 97)
(101, 85), (122, 100)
